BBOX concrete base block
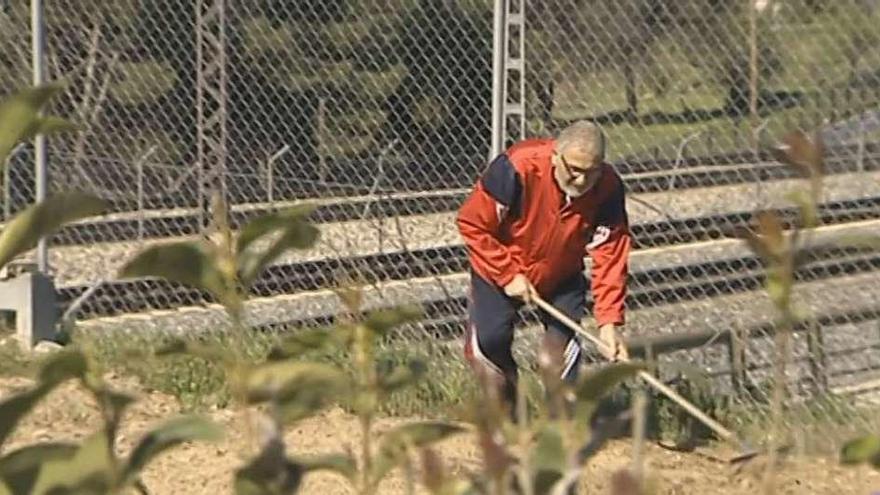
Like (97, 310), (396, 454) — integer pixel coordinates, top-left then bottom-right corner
(0, 271), (58, 350)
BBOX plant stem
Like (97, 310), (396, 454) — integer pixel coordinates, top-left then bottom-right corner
(631, 390), (648, 481)
(403, 455), (416, 495)
(354, 324), (377, 495)
(361, 413), (373, 495)
(516, 380), (534, 495)
(764, 256), (795, 494)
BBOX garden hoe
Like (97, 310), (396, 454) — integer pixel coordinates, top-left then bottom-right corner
(531, 294), (765, 465)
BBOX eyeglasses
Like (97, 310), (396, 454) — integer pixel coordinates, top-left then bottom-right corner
(559, 153), (602, 181)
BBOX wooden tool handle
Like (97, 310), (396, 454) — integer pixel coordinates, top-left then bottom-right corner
(531, 294), (736, 441)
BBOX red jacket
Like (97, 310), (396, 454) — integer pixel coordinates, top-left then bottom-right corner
(457, 138), (631, 326)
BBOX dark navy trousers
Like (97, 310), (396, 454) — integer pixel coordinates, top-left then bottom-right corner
(463, 270), (586, 408)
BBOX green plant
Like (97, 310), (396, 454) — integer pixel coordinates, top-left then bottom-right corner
(115, 194), (467, 494)
(418, 353), (649, 495)
(840, 435), (880, 471)
(0, 85), (109, 277)
(249, 290), (465, 495)
(0, 348), (222, 495)
(735, 129), (825, 492)
(0, 83), (226, 494)
(739, 127), (878, 485)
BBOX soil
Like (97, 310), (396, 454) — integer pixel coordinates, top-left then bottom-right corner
(1, 375), (878, 495)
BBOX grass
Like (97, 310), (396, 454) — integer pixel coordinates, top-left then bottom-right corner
(0, 322), (875, 459)
(60, 327), (482, 416)
(0, 337), (36, 378)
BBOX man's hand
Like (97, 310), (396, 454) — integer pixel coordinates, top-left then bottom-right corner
(503, 274), (536, 304)
(598, 323), (628, 362)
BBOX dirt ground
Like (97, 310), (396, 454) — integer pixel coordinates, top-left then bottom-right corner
(2, 375), (879, 495)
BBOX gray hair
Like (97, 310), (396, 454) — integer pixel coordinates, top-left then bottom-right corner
(555, 120), (606, 163)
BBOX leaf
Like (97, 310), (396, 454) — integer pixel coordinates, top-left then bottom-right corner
(241, 362), (349, 422)
(235, 437), (302, 495)
(0, 192), (109, 269)
(89, 386), (137, 442)
(118, 241), (232, 304)
(0, 442), (78, 494)
(530, 424), (566, 494)
(372, 421), (465, 485)
(658, 362), (711, 392)
(34, 116), (76, 136)
(772, 130), (825, 180)
(0, 388), (52, 451)
(334, 282), (364, 314)
(377, 359), (427, 395)
(236, 205), (317, 254)
(123, 415), (223, 484)
(238, 226), (321, 287)
(785, 190), (818, 229)
(841, 435), (880, 467)
(37, 348), (88, 386)
(755, 211), (785, 254)
(0, 84), (75, 164)
(364, 305), (423, 336)
(266, 326), (353, 360)
(237, 206), (320, 287)
(735, 225), (774, 262)
(30, 432), (114, 495)
(292, 453), (357, 481)
(574, 362), (647, 404)
(154, 338), (237, 367)
(577, 410), (633, 464)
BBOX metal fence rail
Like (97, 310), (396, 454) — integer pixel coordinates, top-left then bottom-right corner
(1, 0), (879, 449)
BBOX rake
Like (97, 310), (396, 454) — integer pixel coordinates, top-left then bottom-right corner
(531, 294), (763, 464)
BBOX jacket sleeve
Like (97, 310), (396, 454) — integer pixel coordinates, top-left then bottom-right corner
(586, 171), (631, 326)
(456, 154), (524, 287)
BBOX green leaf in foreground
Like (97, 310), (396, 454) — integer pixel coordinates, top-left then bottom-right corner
(841, 434), (880, 468)
(372, 421), (465, 485)
(118, 241), (231, 304)
(0, 84), (76, 164)
(0, 192), (109, 269)
(123, 415), (224, 484)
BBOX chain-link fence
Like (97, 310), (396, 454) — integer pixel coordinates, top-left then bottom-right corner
(1, 0), (879, 450)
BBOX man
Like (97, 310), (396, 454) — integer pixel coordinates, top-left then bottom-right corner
(457, 120), (631, 410)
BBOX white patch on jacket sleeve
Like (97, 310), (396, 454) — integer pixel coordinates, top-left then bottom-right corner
(587, 225), (611, 250)
(495, 201), (509, 223)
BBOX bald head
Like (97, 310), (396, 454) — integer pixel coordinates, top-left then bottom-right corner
(552, 120), (607, 197)
(554, 120), (606, 169)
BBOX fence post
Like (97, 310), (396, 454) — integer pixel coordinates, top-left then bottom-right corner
(31, 0), (49, 273)
(858, 117), (866, 173)
(3, 144), (24, 222)
(490, 0), (507, 160)
(135, 146), (157, 241)
(137, 156), (144, 240)
(806, 321), (828, 394)
(265, 145), (290, 206)
(317, 96), (327, 183)
(727, 327), (747, 396)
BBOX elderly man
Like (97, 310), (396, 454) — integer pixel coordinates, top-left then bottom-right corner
(457, 120), (631, 410)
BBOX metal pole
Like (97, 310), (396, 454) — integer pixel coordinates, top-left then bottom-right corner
(3, 144), (23, 222)
(137, 157), (144, 240)
(31, 0), (48, 273)
(490, 0), (507, 160)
